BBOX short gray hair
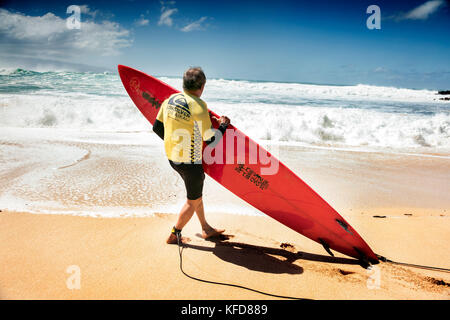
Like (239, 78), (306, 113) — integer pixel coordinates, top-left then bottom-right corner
(183, 67), (206, 91)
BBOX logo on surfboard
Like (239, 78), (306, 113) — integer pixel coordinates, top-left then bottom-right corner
(129, 77), (140, 93)
(142, 91), (162, 109)
(235, 164), (269, 190)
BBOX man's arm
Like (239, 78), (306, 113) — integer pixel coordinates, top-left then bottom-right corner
(205, 116), (230, 147)
(204, 123), (228, 147)
(153, 119), (164, 140)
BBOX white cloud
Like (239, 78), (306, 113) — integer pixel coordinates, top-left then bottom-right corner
(135, 14), (149, 27)
(374, 67), (389, 73)
(0, 8), (132, 59)
(181, 16), (208, 32)
(158, 7), (178, 27)
(79, 5), (99, 19)
(402, 0), (445, 20)
(157, 1), (212, 32)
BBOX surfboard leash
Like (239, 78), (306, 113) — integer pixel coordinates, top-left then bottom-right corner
(375, 254), (450, 273)
(175, 233), (449, 300)
(175, 231), (310, 300)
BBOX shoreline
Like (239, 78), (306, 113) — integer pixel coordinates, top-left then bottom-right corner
(2, 127), (450, 156)
(1, 128), (449, 217)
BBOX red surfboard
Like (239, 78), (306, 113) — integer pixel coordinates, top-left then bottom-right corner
(118, 65), (379, 264)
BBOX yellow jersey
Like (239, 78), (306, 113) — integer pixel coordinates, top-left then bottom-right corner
(156, 91), (214, 163)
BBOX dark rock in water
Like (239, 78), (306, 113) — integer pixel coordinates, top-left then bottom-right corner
(373, 215), (386, 218)
(438, 90), (450, 95)
(439, 97), (450, 101)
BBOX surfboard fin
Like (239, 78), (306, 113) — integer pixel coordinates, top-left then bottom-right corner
(319, 238), (334, 257)
(353, 247), (371, 268)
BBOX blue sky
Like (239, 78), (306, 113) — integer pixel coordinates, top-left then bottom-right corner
(1, 0), (449, 89)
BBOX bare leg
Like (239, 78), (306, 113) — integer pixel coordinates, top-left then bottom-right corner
(166, 198), (201, 244)
(195, 198), (225, 239)
(194, 198), (209, 229)
(175, 198), (201, 230)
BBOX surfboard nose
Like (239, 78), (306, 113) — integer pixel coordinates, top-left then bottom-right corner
(118, 64), (127, 73)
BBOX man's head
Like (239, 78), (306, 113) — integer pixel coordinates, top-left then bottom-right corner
(183, 67), (206, 97)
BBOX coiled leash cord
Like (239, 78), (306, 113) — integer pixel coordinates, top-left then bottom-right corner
(174, 229), (309, 300)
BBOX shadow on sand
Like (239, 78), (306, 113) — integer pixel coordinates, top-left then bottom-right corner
(183, 234), (361, 275)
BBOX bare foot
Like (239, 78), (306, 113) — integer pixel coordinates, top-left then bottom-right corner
(166, 233), (190, 245)
(201, 227), (225, 239)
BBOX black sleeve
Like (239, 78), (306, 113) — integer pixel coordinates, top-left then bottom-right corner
(153, 119), (164, 140)
(205, 123), (228, 147)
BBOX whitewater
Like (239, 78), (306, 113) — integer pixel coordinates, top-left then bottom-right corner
(0, 68), (449, 153)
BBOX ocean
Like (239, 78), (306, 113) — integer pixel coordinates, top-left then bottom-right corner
(1, 68), (449, 153)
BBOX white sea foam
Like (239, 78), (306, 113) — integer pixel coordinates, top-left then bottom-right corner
(213, 102), (450, 150)
(0, 92), (448, 151)
(0, 93), (149, 130)
(0, 127), (266, 217)
(0, 70), (449, 151)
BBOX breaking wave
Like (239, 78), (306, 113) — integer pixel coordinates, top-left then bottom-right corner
(0, 68), (449, 151)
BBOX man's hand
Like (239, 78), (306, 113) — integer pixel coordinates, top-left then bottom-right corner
(206, 115), (230, 147)
(210, 113), (230, 126)
(218, 116), (230, 126)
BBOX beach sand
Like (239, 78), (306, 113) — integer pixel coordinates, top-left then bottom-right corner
(1, 210), (449, 300)
(0, 129), (449, 299)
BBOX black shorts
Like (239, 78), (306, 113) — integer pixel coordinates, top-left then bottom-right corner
(169, 160), (205, 200)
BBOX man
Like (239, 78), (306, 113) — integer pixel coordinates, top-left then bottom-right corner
(153, 67), (230, 244)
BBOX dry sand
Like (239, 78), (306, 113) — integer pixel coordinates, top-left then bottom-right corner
(0, 209), (449, 300)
